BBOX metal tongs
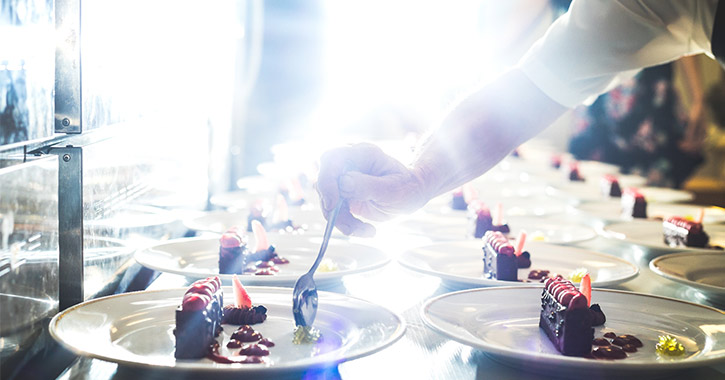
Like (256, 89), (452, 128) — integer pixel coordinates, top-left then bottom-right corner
(292, 197), (343, 327)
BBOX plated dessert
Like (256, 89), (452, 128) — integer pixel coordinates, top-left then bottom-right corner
(482, 231), (534, 282)
(469, 201), (509, 238)
(174, 276), (224, 359)
(219, 221), (290, 276)
(539, 275), (606, 357)
(621, 188), (647, 219)
(662, 214), (710, 248)
(175, 275), (274, 363)
(566, 162), (585, 182)
(600, 175), (622, 197)
(246, 195), (305, 234)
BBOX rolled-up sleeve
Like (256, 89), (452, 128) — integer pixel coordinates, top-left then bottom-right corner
(518, 0), (717, 108)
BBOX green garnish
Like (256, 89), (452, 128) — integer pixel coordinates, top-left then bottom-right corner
(293, 325), (322, 344)
(656, 335), (685, 356)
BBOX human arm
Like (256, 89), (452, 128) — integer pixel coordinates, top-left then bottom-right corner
(316, 68), (567, 237)
(316, 0), (717, 236)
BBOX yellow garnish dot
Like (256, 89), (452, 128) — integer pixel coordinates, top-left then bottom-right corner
(317, 258), (339, 273)
(531, 234), (546, 241)
(568, 267), (589, 283)
(293, 326), (322, 344)
(656, 335), (685, 356)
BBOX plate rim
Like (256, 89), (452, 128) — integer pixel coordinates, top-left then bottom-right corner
(133, 236), (391, 285)
(398, 214), (599, 244)
(420, 286), (725, 371)
(398, 240), (639, 288)
(599, 220), (724, 252)
(649, 251), (725, 295)
(49, 286), (406, 373)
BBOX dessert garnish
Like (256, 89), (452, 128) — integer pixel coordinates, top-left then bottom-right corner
(656, 335), (685, 356)
(293, 325), (322, 345)
(267, 194), (304, 233)
(514, 231), (531, 268)
(241, 220), (289, 275)
(568, 267), (589, 283)
(317, 258), (339, 272)
(527, 269), (550, 281)
(246, 200), (267, 232)
(280, 177), (306, 206)
(591, 331), (642, 360)
(493, 202), (511, 234)
(221, 274), (268, 325)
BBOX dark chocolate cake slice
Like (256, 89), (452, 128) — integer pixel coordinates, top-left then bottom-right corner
(539, 277), (593, 356)
(482, 231), (517, 281)
(174, 276), (223, 359)
(469, 201), (509, 238)
(600, 175), (622, 197)
(663, 216), (710, 248)
(621, 188), (647, 218)
(567, 162), (585, 182)
(219, 228), (248, 274)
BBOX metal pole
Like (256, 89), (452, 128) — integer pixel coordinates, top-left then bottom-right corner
(55, 146), (84, 310)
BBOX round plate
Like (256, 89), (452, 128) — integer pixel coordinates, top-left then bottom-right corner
(650, 252), (725, 298)
(50, 287), (405, 373)
(396, 214), (597, 244)
(577, 202), (725, 224)
(422, 287), (725, 373)
(601, 220), (725, 252)
(183, 209), (326, 236)
(398, 240), (638, 288)
(134, 236), (390, 287)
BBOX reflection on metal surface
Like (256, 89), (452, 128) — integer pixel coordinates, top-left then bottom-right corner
(55, 0), (81, 134)
(1, 0), (55, 147)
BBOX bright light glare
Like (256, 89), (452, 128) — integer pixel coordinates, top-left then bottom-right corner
(305, 0), (527, 139)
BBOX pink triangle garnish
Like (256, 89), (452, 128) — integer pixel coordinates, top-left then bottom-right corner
(579, 273), (591, 307)
(232, 274), (252, 308)
(251, 220), (269, 253)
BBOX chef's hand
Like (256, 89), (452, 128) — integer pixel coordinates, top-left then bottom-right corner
(316, 143), (429, 237)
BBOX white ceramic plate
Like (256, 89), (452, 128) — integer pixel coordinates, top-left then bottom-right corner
(650, 252), (725, 298)
(399, 240), (638, 288)
(578, 202), (725, 224)
(601, 220), (725, 252)
(134, 236), (390, 287)
(183, 209), (326, 236)
(50, 287), (405, 373)
(396, 214), (597, 244)
(422, 287), (725, 373)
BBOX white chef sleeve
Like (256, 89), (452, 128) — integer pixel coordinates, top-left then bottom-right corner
(518, 0), (716, 108)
